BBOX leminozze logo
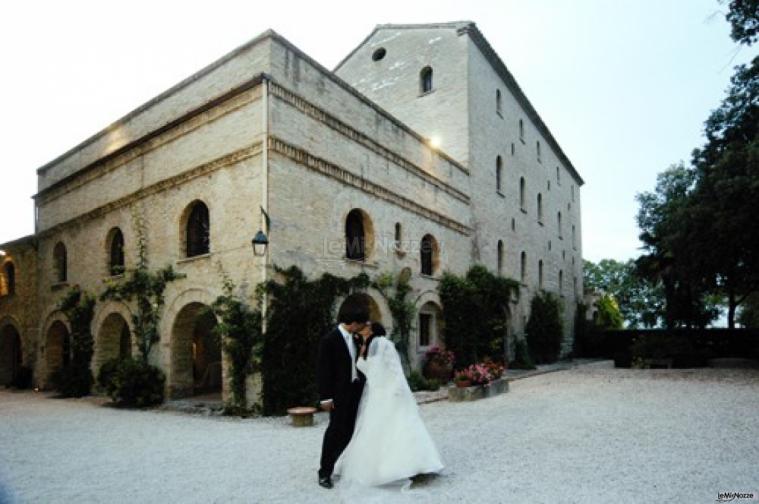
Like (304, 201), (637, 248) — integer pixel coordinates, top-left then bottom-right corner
(716, 491), (757, 502)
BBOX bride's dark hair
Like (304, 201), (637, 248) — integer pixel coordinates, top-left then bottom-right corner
(360, 322), (387, 360)
(370, 322), (386, 337)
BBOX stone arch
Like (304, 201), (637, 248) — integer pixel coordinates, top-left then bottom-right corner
(94, 312), (132, 376)
(167, 293), (221, 399)
(0, 323), (22, 385)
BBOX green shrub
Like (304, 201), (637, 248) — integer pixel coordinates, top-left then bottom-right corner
(526, 291), (564, 364)
(97, 358), (121, 391)
(438, 265), (519, 368)
(10, 366), (33, 389)
(630, 333), (705, 368)
(50, 364), (93, 397)
(406, 370), (440, 392)
(100, 357), (165, 407)
(509, 338), (536, 370)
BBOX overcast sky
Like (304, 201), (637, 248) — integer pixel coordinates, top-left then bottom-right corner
(0, 0), (755, 262)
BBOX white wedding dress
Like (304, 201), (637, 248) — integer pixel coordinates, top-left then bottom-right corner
(334, 336), (444, 489)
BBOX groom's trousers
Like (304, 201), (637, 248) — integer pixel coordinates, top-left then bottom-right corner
(319, 380), (363, 478)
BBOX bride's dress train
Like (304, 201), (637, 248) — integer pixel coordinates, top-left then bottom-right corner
(334, 336), (444, 493)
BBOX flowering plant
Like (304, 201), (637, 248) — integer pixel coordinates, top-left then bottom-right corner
(453, 360), (505, 386)
(424, 345), (455, 367)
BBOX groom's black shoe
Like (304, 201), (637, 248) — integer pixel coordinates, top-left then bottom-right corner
(318, 476), (333, 489)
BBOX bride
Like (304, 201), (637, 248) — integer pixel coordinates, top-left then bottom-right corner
(334, 322), (444, 487)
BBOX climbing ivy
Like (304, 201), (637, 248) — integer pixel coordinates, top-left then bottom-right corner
(100, 207), (183, 364)
(53, 286), (96, 397)
(209, 266), (263, 415)
(373, 271), (415, 371)
(259, 265), (369, 415)
(438, 264), (519, 368)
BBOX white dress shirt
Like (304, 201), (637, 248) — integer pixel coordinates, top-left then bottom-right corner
(338, 323), (358, 382)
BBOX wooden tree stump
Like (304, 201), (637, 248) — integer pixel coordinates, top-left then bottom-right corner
(287, 406), (317, 427)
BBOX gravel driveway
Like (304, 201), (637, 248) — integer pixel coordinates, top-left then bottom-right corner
(1, 364), (757, 503)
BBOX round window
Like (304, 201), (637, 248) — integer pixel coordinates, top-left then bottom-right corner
(372, 48), (386, 61)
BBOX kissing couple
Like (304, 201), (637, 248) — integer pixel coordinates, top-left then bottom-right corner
(316, 306), (444, 490)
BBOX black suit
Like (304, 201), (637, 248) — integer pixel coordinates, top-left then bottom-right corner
(317, 326), (366, 479)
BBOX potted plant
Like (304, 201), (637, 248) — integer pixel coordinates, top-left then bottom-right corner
(453, 371), (471, 388)
(423, 346), (455, 383)
(449, 361), (509, 401)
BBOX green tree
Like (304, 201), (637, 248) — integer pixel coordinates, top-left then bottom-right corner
(583, 258), (664, 328)
(594, 294), (624, 330)
(686, 55), (759, 327)
(525, 291), (564, 364)
(635, 164), (719, 328)
(723, 0), (759, 45)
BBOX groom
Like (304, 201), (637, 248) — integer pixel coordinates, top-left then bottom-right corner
(316, 307), (369, 489)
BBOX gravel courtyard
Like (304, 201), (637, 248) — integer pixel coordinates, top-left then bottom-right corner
(1, 364), (758, 504)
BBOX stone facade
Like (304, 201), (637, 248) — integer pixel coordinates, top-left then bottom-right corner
(0, 23), (583, 405)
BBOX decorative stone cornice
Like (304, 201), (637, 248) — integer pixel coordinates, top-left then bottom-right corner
(269, 82), (470, 204)
(268, 136), (471, 236)
(36, 142), (263, 239)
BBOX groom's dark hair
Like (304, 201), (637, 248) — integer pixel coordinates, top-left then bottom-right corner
(338, 307), (370, 324)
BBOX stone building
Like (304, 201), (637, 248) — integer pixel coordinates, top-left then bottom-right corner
(0, 21), (583, 403)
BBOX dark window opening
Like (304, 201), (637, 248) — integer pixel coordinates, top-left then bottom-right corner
(109, 229), (125, 276)
(186, 202), (210, 257)
(53, 242), (67, 283)
(372, 47), (387, 61)
(419, 313), (431, 347)
(345, 210), (366, 261)
(420, 66), (433, 94)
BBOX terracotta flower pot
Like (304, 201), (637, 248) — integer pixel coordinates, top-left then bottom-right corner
(455, 380), (471, 388)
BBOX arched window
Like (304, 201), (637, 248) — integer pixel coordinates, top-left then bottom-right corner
(537, 141), (542, 162)
(345, 209), (366, 261)
(108, 228), (125, 276)
(558, 212), (563, 238)
(3, 262), (15, 296)
(185, 201), (210, 257)
(573, 276), (578, 297)
(519, 119), (524, 141)
(520, 251), (527, 283)
(496, 156), (503, 192)
(519, 177), (526, 210)
(538, 260), (544, 289)
(572, 224), (576, 248)
(420, 66), (433, 94)
(496, 89), (502, 114)
(537, 193), (543, 223)
(559, 269), (564, 293)
(394, 222), (402, 251)
(420, 234), (438, 276)
(53, 242), (67, 283)
(497, 240), (504, 275)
